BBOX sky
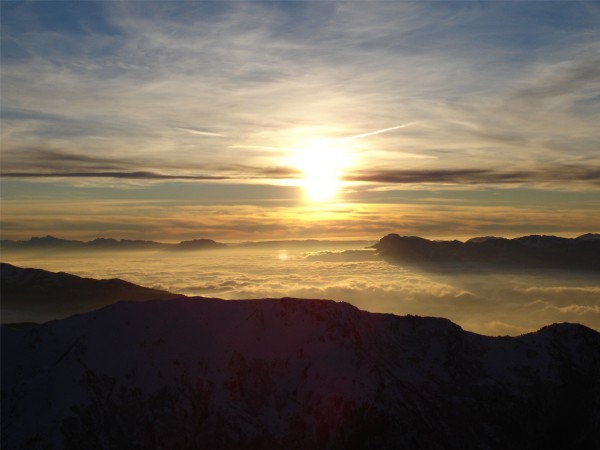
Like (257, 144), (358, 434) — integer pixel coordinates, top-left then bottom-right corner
(2, 1), (599, 242)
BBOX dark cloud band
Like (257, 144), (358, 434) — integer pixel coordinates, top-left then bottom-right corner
(343, 166), (600, 185)
(0, 168), (300, 181)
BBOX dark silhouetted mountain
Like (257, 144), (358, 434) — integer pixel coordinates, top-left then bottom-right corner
(373, 234), (600, 270)
(170, 238), (228, 251)
(577, 233), (600, 241)
(513, 234), (576, 248)
(466, 236), (501, 243)
(1, 236), (228, 252)
(0, 235), (82, 251)
(0, 263), (183, 323)
(2, 297), (599, 449)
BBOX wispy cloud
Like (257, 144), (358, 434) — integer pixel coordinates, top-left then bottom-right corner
(1, 1), (599, 240)
(343, 122), (419, 141)
(0, 171), (231, 181)
(2, 196), (599, 243)
(1, 166), (301, 181)
(344, 166), (600, 187)
(2, 1), (598, 186)
(175, 128), (225, 137)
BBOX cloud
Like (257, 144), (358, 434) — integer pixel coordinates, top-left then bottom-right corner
(175, 128), (225, 137)
(2, 192), (600, 243)
(11, 248), (599, 336)
(2, 1), (598, 189)
(0, 149), (302, 181)
(510, 56), (600, 105)
(1, 169), (300, 181)
(344, 166), (600, 187)
(1, 1), (599, 243)
(0, 171), (232, 181)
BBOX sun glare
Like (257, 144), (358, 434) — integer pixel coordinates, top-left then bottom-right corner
(290, 138), (351, 202)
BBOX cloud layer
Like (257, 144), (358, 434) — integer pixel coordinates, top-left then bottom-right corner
(1, 1), (599, 239)
(2, 2), (599, 182)
(5, 249), (599, 336)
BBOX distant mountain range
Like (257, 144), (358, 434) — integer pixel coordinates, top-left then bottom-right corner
(0, 235), (376, 252)
(0, 263), (183, 323)
(3, 296), (599, 449)
(0, 235), (227, 252)
(3, 233), (598, 268)
(373, 233), (600, 270)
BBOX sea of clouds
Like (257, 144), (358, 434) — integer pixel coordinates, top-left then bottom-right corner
(5, 247), (599, 336)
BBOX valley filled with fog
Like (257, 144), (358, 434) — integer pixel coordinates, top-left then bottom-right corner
(4, 245), (599, 336)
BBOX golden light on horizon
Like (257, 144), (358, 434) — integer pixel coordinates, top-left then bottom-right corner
(289, 138), (353, 202)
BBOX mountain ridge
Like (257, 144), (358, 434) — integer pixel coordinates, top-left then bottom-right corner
(3, 233), (597, 254)
(0, 262), (183, 323)
(0, 235), (226, 252)
(3, 296), (599, 449)
(373, 233), (600, 270)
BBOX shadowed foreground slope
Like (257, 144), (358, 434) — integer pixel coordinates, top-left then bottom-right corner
(0, 263), (183, 323)
(3, 297), (599, 449)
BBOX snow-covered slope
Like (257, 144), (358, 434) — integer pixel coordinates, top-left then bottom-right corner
(3, 297), (600, 449)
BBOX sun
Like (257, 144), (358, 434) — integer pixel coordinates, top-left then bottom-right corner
(290, 138), (351, 202)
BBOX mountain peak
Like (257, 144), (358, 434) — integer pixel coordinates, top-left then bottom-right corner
(577, 233), (600, 240)
(373, 232), (600, 270)
(3, 296), (599, 449)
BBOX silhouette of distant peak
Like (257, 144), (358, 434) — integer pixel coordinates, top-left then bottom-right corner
(1, 236), (228, 252)
(577, 233), (600, 240)
(28, 235), (80, 245)
(32, 235), (61, 241)
(374, 233), (600, 270)
(171, 238), (227, 250)
(466, 236), (502, 243)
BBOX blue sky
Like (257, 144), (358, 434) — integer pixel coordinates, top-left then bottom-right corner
(1, 1), (599, 240)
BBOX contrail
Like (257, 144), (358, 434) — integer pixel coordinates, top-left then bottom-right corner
(175, 127), (224, 137)
(343, 122), (418, 141)
(226, 122), (419, 153)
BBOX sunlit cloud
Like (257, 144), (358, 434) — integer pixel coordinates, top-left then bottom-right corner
(1, 1), (599, 239)
(2, 194), (599, 242)
(5, 249), (599, 336)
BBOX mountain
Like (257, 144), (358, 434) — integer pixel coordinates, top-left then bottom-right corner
(0, 236), (375, 253)
(0, 263), (183, 323)
(0, 235), (82, 251)
(170, 238), (228, 251)
(0, 236), (228, 252)
(373, 234), (600, 270)
(85, 238), (166, 250)
(466, 236), (500, 243)
(577, 233), (600, 241)
(2, 296), (599, 449)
